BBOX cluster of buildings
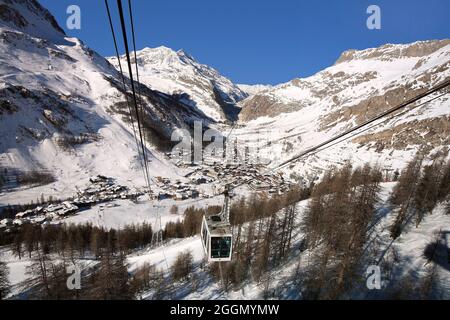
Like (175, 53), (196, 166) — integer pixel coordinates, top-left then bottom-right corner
(152, 176), (201, 201)
(73, 175), (142, 205)
(0, 157), (296, 231)
(184, 161), (294, 195)
(0, 175), (143, 229)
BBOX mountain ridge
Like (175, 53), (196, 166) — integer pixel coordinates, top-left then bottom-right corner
(0, 0), (449, 200)
(108, 46), (248, 122)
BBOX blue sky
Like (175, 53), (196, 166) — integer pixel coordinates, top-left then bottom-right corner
(40, 0), (450, 85)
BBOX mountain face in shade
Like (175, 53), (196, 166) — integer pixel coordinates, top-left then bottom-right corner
(108, 46), (248, 122)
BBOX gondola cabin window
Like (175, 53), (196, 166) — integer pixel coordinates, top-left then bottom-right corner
(210, 236), (232, 259)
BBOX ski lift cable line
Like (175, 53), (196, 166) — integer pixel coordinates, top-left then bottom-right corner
(272, 79), (450, 172)
(126, 0), (164, 252)
(116, 0), (151, 190)
(104, 0), (148, 187)
(231, 85), (445, 153)
(115, 0), (152, 191)
(302, 90), (449, 162)
(226, 78), (450, 194)
(229, 81), (449, 156)
(108, 0), (166, 270)
(201, 80), (449, 267)
(127, 0), (150, 179)
(124, 0), (167, 264)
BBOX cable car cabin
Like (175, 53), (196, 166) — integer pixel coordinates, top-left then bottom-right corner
(201, 214), (233, 262)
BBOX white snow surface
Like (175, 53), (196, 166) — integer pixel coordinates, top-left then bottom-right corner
(237, 83), (273, 96)
(233, 40), (450, 180)
(108, 46), (248, 122)
(0, 0), (450, 300)
(3, 183), (449, 300)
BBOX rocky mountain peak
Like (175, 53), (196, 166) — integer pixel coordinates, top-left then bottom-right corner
(335, 39), (450, 64)
(132, 46), (196, 67)
(239, 39), (450, 123)
(0, 0), (65, 41)
(108, 46), (247, 122)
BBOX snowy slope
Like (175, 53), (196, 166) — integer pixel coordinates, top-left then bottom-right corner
(126, 183), (450, 300)
(1, 0), (449, 301)
(3, 0), (448, 203)
(237, 83), (273, 96)
(235, 40), (450, 181)
(5, 183), (448, 300)
(108, 46), (248, 122)
(0, 0), (204, 205)
(0, 0), (65, 42)
(240, 40), (450, 121)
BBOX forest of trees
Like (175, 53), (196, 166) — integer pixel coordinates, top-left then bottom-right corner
(0, 258), (9, 300)
(390, 152), (450, 238)
(0, 154), (449, 300)
(163, 205), (220, 239)
(0, 221), (154, 299)
(2, 222), (154, 260)
(19, 243), (139, 299)
(203, 185), (311, 293)
(297, 163), (382, 299)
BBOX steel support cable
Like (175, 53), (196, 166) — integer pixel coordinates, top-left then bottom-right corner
(126, 2), (168, 271)
(226, 87), (446, 155)
(298, 90), (450, 164)
(274, 79), (450, 171)
(110, 1), (170, 273)
(116, 0), (151, 191)
(127, 0), (150, 181)
(225, 79), (450, 194)
(104, 0), (148, 186)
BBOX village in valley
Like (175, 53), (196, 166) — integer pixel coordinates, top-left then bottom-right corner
(0, 149), (295, 231)
(0, 175), (144, 229)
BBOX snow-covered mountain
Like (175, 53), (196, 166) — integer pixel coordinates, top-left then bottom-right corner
(1, 0), (449, 201)
(0, 0), (65, 42)
(0, 0), (212, 201)
(235, 40), (450, 181)
(240, 40), (450, 122)
(108, 46), (248, 122)
(237, 83), (273, 96)
(1, 0), (450, 302)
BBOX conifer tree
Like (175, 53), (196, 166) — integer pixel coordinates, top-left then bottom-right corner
(0, 259), (10, 300)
